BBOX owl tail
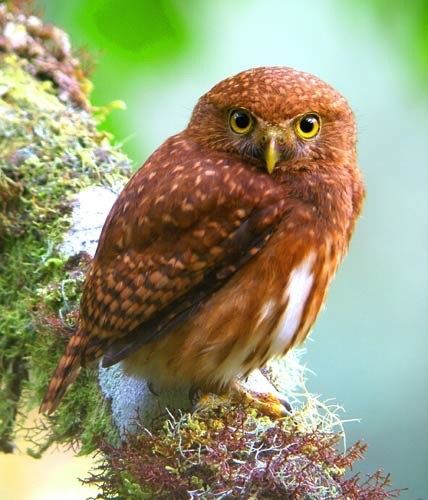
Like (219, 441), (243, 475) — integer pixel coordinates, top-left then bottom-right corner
(39, 330), (88, 415)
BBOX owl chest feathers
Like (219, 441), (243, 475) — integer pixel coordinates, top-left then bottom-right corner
(110, 149), (358, 389)
(209, 227), (345, 388)
(267, 251), (317, 353)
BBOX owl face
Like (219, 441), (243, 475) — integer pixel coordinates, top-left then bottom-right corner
(188, 66), (356, 174)
(217, 107), (323, 173)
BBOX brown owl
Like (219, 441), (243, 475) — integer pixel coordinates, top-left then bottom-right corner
(40, 66), (365, 415)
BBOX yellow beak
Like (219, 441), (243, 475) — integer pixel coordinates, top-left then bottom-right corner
(264, 137), (281, 174)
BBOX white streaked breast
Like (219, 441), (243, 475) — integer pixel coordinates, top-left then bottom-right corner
(270, 252), (316, 355)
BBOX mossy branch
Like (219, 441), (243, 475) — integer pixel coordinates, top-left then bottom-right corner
(0, 2), (401, 498)
(0, 1), (130, 454)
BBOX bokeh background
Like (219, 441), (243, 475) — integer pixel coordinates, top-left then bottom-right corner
(4, 0), (428, 498)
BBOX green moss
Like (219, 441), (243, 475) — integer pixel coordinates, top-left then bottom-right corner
(0, 53), (129, 452)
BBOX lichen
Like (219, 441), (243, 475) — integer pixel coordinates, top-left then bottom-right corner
(84, 398), (401, 499)
(0, 50), (130, 452)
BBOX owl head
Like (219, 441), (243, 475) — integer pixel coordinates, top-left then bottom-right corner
(188, 67), (356, 174)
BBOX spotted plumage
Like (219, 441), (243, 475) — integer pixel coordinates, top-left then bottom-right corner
(40, 66), (364, 414)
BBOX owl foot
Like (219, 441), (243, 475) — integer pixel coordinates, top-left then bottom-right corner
(230, 383), (292, 419)
(192, 387), (290, 419)
(190, 379), (291, 419)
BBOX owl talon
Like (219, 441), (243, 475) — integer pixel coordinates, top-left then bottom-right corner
(277, 394), (293, 414)
(147, 381), (160, 396)
(189, 386), (202, 407)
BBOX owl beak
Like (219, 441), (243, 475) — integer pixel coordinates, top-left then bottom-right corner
(264, 137), (281, 174)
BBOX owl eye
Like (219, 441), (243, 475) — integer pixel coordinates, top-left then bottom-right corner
(295, 113), (321, 140)
(229, 109), (254, 134)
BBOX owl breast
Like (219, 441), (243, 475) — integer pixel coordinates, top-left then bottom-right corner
(267, 251), (317, 356)
(122, 233), (342, 393)
(208, 236), (342, 389)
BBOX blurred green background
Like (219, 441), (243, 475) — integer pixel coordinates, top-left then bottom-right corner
(35, 0), (428, 497)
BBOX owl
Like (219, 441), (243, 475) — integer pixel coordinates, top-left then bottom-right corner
(40, 67), (365, 415)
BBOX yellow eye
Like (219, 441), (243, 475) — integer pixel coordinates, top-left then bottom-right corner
(229, 109), (254, 134)
(295, 113), (321, 140)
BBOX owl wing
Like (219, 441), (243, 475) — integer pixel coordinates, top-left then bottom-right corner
(80, 142), (288, 366)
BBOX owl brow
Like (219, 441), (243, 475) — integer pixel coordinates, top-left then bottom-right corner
(223, 105), (255, 117)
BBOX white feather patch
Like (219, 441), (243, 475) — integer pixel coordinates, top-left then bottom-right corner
(255, 299), (275, 328)
(270, 252), (316, 354)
